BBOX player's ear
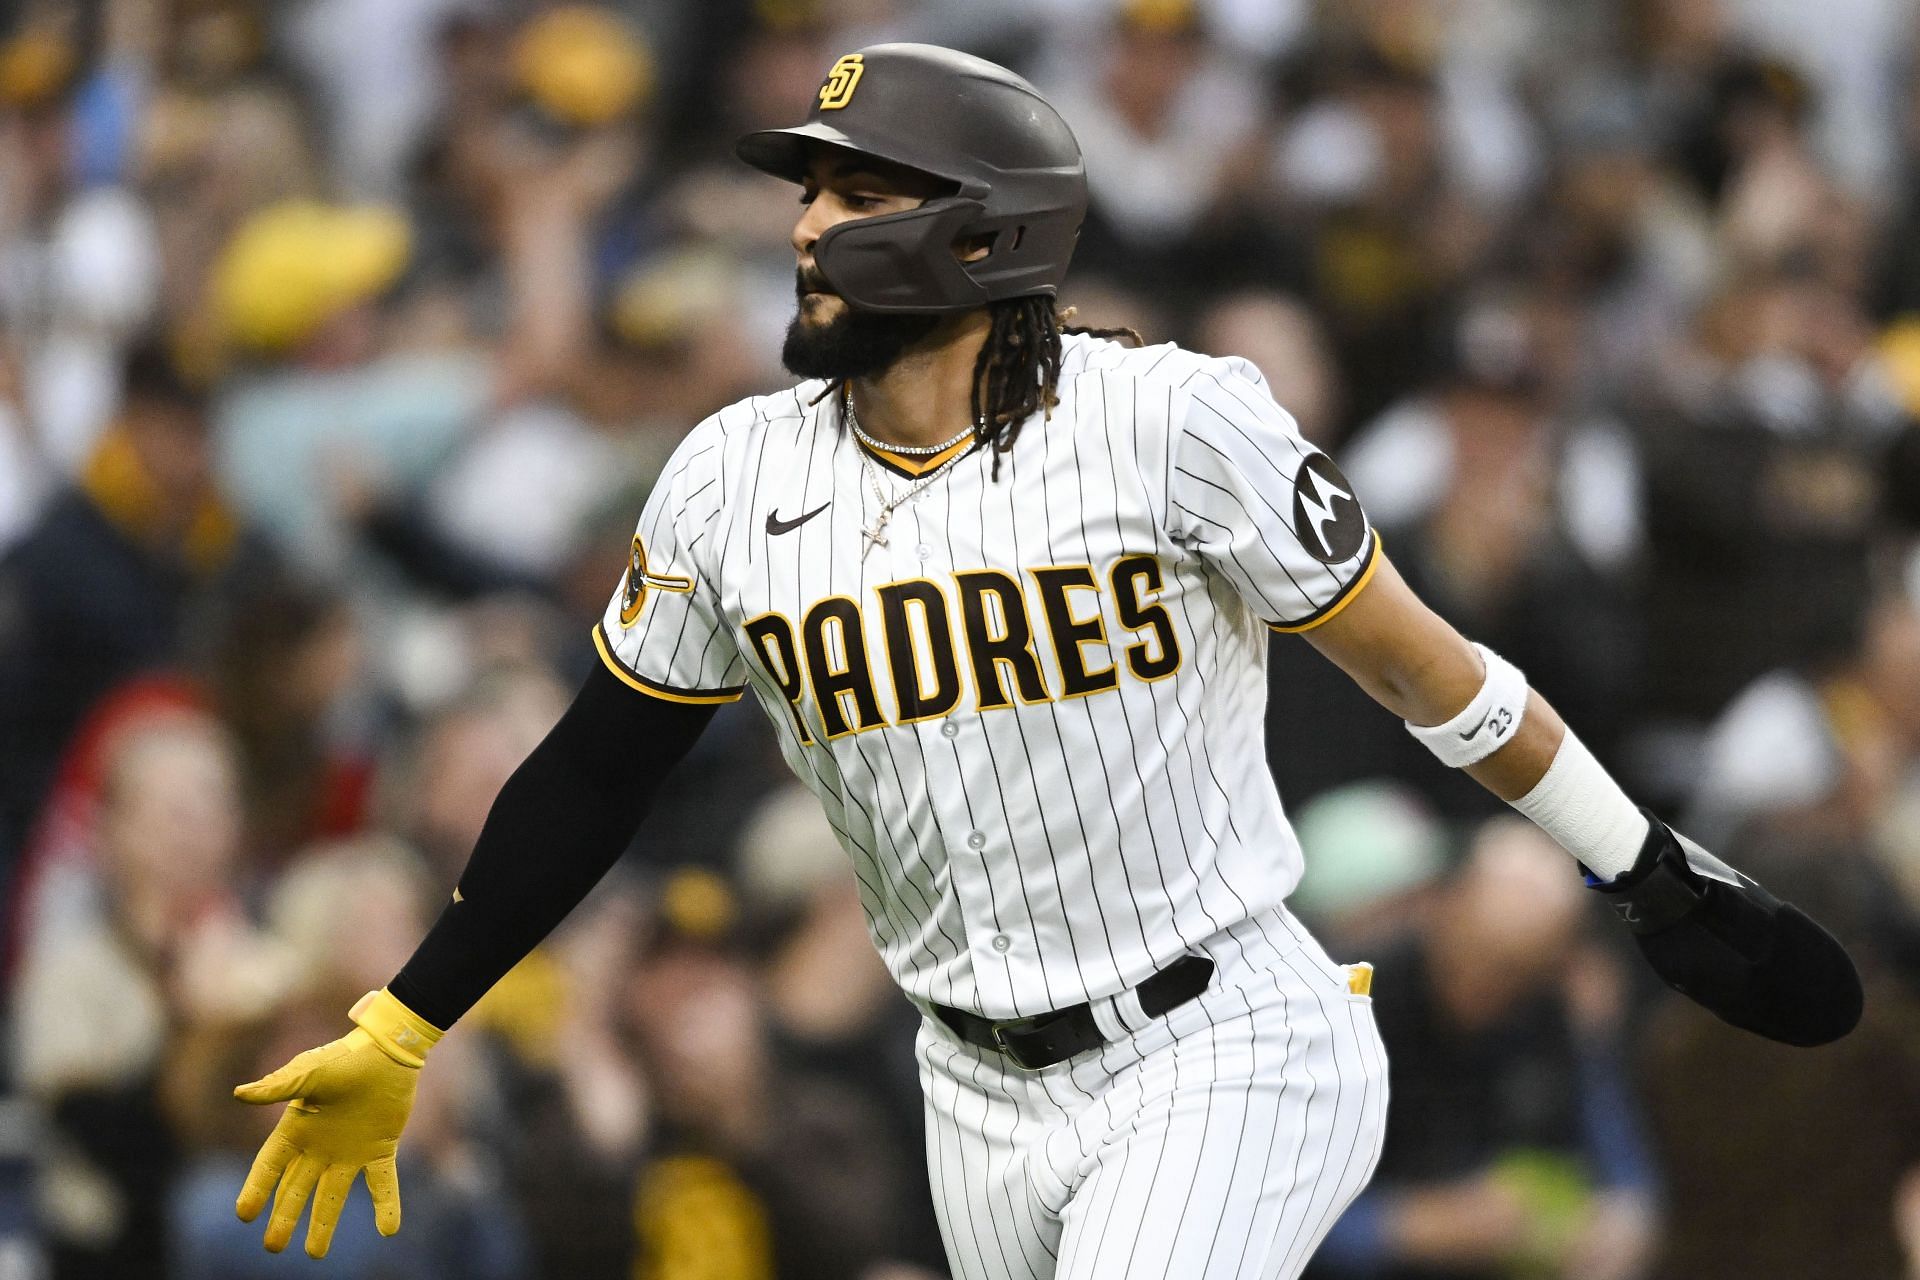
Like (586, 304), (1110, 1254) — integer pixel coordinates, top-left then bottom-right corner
(954, 232), (994, 264)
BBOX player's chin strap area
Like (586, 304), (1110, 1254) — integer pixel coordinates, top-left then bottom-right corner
(931, 954), (1215, 1071)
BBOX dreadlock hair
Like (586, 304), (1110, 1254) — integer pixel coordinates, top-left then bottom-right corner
(971, 298), (1143, 479)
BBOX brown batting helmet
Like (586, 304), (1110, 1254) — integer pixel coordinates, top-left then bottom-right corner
(735, 44), (1088, 315)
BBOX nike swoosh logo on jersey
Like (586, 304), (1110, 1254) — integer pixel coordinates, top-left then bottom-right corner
(767, 502), (831, 536)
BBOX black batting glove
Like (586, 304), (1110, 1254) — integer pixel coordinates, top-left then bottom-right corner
(1586, 811), (1862, 1047)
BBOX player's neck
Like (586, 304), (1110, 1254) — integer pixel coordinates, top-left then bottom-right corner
(847, 311), (992, 450)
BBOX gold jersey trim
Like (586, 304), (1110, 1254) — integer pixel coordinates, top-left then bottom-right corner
(1268, 531), (1381, 634)
(592, 624), (745, 704)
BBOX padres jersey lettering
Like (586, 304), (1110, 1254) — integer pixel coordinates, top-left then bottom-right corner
(731, 560), (1181, 729)
(599, 334), (1377, 1018)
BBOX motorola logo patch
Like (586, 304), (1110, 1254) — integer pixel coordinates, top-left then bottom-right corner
(1290, 453), (1367, 565)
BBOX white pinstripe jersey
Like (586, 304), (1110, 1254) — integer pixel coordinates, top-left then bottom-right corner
(597, 333), (1378, 1019)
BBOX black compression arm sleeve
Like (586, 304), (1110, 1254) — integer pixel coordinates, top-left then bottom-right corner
(387, 659), (718, 1029)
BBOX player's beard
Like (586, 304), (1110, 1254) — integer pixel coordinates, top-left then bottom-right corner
(782, 270), (942, 381)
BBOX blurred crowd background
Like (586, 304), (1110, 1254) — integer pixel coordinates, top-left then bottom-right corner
(3, 0), (1920, 1277)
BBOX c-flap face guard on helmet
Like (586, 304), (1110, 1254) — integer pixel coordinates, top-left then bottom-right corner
(811, 192), (1078, 315)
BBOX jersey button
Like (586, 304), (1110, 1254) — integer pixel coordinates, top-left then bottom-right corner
(940, 721), (959, 739)
(991, 934), (1011, 953)
(915, 543), (932, 561)
(966, 831), (986, 850)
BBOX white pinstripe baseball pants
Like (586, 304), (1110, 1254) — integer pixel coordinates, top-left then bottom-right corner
(916, 909), (1388, 1280)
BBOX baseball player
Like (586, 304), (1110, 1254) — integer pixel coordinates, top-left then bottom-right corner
(232, 44), (1861, 1278)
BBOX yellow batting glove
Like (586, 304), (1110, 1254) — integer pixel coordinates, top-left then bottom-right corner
(233, 989), (442, 1258)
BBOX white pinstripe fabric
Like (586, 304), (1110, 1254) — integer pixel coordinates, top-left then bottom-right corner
(598, 335), (1377, 1020)
(918, 909), (1388, 1280)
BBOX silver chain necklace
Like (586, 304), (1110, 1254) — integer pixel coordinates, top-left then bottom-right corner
(858, 448), (974, 556)
(843, 384), (978, 455)
(846, 390), (980, 557)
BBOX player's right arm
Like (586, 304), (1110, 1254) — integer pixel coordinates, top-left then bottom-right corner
(234, 424), (748, 1258)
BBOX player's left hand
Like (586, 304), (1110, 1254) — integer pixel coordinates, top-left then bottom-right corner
(233, 989), (440, 1257)
(1587, 811), (1862, 1046)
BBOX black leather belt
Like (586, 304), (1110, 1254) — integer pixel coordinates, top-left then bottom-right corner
(932, 954), (1215, 1070)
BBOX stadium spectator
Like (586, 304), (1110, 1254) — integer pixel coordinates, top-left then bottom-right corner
(9, 710), (288, 1277)
(1046, 0), (1273, 311)
(0, 14), (160, 485)
(1193, 290), (1344, 446)
(627, 870), (935, 1280)
(1309, 819), (1656, 1280)
(195, 572), (376, 868)
(1287, 781), (1448, 956)
(1690, 583), (1920, 845)
(0, 343), (272, 889)
(735, 785), (946, 1269)
(482, 880), (651, 1280)
(1633, 268), (1914, 728)
(389, 664), (570, 884)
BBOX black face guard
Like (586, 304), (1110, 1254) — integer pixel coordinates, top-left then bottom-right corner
(810, 196), (991, 315)
(809, 189), (1086, 315)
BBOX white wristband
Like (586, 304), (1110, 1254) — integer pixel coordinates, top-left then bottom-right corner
(1509, 729), (1650, 881)
(1404, 644), (1529, 768)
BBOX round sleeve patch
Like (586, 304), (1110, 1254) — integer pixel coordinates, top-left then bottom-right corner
(618, 534), (696, 627)
(618, 535), (650, 626)
(1291, 453), (1368, 565)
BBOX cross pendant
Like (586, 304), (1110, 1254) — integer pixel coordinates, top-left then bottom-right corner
(862, 516), (890, 557)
